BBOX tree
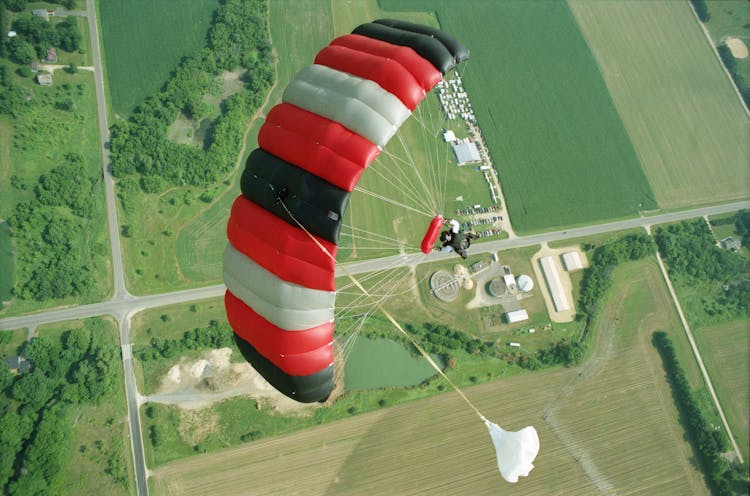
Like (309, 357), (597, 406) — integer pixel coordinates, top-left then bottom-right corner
(4, 0), (27, 12)
(6, 38), (37, 64)
(55, 17), (81, 52)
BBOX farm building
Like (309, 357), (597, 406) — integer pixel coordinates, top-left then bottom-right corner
(540, 255), (570, 312)
(505, 309), (529, 323)
(452, 141), (481, 165)
(37, 73), (52, 86)
(443, 130), (456, 142)
(562, 251), (584, 271)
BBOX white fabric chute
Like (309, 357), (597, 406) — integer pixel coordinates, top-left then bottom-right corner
(483, 418), (540, 483)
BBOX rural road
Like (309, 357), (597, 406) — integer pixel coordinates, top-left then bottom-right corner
(2, 4), (748, 492)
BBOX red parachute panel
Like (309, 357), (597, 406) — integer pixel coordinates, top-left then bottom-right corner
(315, 45), (425, 110)
(259, 103), (381, 192)
(329, 34), (442, 91)
(226, 290), (333, 376)
(227, 196), (337, 292)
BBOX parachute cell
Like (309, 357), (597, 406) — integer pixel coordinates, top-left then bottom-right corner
(225, 19), (468, 402)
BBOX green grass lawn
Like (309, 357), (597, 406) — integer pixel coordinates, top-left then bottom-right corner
(0, 328), (26, 360)
(99, 0), (220, 116)
(569, 0), (750, 210)
(0, 221), (14, 305)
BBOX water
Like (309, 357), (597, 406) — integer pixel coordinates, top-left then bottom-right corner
(343, 337), (444, 390)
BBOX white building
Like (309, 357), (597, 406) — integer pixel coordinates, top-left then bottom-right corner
(562, 251), (584, 271)
(505, 309), (529, 323)
(540, 256), (570, 312)
(452, 141), (481, 165)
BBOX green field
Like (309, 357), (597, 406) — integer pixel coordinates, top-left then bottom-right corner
(569, 0), (750, 209)
(693, 319), (750, 461)
(99, 0), (219, 116)
(0, 222), (13, 304)
(381, 0), (656, 233)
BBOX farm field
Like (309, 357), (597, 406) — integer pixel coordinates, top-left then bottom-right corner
(568, 0), (750, 209)
(382, 0), (656, 233)
(99, 0), (220, 116)
(693, 319), (750, 461)
(150, 258), (709, 495)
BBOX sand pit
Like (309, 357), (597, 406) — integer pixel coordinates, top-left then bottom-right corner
(152, 348), (316, 415)
(725, 37), (748, 59)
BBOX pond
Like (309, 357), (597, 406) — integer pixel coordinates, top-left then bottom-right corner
(343, 337), (444, 391)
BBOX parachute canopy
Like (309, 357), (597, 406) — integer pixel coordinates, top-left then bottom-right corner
(484, 419), (540, 483)
(225, 19), (469, 403)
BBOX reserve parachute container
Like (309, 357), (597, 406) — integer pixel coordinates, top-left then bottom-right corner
(224, 19), (469, 403)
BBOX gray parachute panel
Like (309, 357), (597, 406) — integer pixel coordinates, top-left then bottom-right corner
(223, 244), (335, 330)
(283, 64), (410, 148)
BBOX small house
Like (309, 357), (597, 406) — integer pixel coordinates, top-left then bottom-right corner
(3, 356), (31, 375)
(37, 73), (52, 86)
(46, 47), (57, 63)
(32, 9), (50, 21)
(720, 237), (741, 252)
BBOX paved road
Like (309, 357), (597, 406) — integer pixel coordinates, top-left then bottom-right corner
(339, 200), (750, 276)
(86, 0), (130, 301)
(85, 1), (144, 493)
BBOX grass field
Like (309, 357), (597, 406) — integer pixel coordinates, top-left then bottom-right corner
(568, 0), (750, 210)
(693, 319), (750, 461)
(381, 0), (656, 233)
(149, 258), (709, 495)
(99, 0), (219, 116)
(0, 328), (26, 360)
(0, 221), (14, 304)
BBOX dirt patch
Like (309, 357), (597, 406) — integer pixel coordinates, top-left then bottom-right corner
(151, 348), (316, 415)
(725, 37), (748, 59)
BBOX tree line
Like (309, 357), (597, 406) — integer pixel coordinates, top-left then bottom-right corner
(109, 0), (273, 210)
(652, 331), (746, 495)
(0, 319), (123, 495)
(137, 320), (235, 362)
